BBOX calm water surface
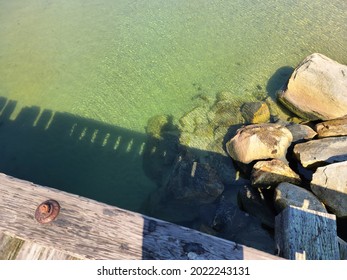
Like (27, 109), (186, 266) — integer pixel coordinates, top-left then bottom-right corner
(0, 0), (346, 213)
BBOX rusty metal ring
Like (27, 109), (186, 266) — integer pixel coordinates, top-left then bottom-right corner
(35, 199), (60, 224)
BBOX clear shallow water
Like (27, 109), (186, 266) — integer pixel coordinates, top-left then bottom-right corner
(0, 0), (346, 212)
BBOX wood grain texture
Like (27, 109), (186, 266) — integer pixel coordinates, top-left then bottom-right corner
(275, 205), (339, 260)
(0, 173), (280, 260)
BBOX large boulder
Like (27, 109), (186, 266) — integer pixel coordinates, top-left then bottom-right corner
(226, 123), (293, 164)
(293, 136), (347, 168)
(315, 116), (347, 138)
(277, 53), (347, 120)
(251, 159), (301, 188)
(311, 161), (347, 218)
(274, 182), (327, 213)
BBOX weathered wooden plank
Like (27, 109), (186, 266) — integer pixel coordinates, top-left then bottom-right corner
(0, 232), (79, 260)
(0, 173), (280, 260)
(338, 237), (347, 260)
(275, 205), (339, 260)
(0, 232), (24, 260)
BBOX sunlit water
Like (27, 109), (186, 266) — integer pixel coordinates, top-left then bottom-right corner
(0, 0), (346, 215)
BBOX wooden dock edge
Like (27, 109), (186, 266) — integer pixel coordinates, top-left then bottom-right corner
(0, 173), (281, 260)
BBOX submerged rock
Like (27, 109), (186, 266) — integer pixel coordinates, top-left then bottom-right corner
(311, 161), (347, 218)
(145, 114), (170, 139)
(241, 101), (270, 124)
(207, 100), (244, 127)
(179, 126), (214, 151)
(293, 136), (347, 168)
(251, 159), (301, 188)
(226, 123), (293, 164)
(215, 91), (234, 102)
(164, 153), (224, 204)
(277, 53), (347, 120)
(315, 116), (347, 138)
(274, 182), (327, 213)
(179, 106), (209, 133)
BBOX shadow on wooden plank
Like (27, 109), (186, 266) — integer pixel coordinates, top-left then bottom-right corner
(0, 174), (280, 259)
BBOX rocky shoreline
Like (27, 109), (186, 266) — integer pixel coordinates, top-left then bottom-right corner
(143, 53), (347, 258)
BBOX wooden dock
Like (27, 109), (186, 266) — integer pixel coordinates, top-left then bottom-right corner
(0, 173), (281, 260)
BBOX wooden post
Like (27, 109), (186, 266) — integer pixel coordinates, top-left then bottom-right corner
(275, 205), (339, 260)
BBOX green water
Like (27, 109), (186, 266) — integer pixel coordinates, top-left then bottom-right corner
(0, 0), (346, 213)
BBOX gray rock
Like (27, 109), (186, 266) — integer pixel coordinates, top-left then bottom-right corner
(285, 123), (317, 142)
(226, 123), (293, 164)
(274, 182), (327, 213)
(206, 154), (249, 187)
(251, 159), (301, 188)
(315, 116), (347, 138)
(277, 53), (347, 120)
(212, 192), (275, 253)
(293, 136), (347, 168)
(238, 185), (275, 228)
(311, 161), (347, 218)
(164, 153), (224, 204)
